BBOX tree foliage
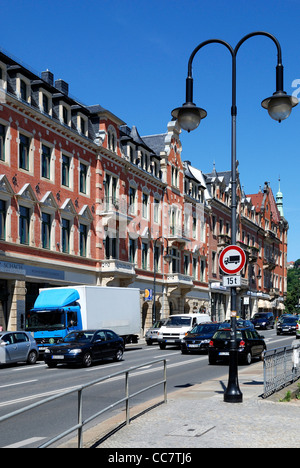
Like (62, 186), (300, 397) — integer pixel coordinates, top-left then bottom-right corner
(285, 260), (300, 313)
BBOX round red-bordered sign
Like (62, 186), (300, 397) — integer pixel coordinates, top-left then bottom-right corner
(219, 245), (246, 275)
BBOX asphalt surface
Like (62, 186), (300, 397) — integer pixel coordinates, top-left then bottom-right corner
(61, 359), (300, 449)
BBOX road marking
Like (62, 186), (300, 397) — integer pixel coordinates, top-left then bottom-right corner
(0, 379), (37, 389)
(85, 363), (122, 372)
(0, 385), (79, 408)
(2, 437), (46, 448)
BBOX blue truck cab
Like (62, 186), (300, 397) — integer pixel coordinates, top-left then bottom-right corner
(25, 288), (82, 353)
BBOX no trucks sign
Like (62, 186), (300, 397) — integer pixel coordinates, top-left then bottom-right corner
(219, 245), (246, 275)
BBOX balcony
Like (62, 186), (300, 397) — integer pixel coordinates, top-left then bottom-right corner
(166, 272), (194, 293)
(100, 197), (132, 222)
(100, 259), (136, 287)
(263, 255), (276, 270)
(168, 227), (189, 245)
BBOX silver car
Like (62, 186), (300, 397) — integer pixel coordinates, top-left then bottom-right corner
(0, 331), (39, 366)
(145, 320), (167, 345)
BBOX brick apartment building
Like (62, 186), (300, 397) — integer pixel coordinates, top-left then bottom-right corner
(0, 50), (288, 333)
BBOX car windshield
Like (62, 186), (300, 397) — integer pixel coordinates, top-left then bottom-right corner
(281, 317), (297, 324)
(190, 324), (218, 334)
(213, 330), (243, 340)
(63, 331), (94, 343)
(26, 310), (65, 331)
(165, 316), (192, 326)
(152, 320), (165, 329)
(253, 313), (269, 319)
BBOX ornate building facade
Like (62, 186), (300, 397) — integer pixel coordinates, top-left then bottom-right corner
(0, 50), (288, 332)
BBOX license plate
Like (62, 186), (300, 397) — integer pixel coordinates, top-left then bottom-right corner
(52, 355), (64, 360)
(188, 344), (200, 348)
(219, 352), (229, 356)
(39, 347), (46, 351)
(283, 328), (289, 331)
(166, 340), (175, 343)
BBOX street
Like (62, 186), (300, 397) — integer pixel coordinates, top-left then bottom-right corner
(0, 328), (295, 448)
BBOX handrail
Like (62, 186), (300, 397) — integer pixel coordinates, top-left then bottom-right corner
(0, 358), (167, 448)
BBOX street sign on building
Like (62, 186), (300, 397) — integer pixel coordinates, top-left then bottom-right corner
(219, 245), (246, 275)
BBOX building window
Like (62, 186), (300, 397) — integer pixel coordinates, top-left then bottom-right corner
(0, 200), (6, 240)
(41, 212), (51, 249)
(193, 257), (198, 279)
(41, 145), (51, 179)
(79, 223), (87, 257)
(104, 173), (118, 209)
(171, 248), (180, 273)
(20, 79), (27, 101)
(200, 259), (205, 282)
(184, 254), (189, 275)
(42, 94), (49, 114)
(61, 218), (70, 253)
(154, 198), (159, 223)
(154, 245), (160, 272)
(129, 238), (137, 264)
(129, 187), (136, 215)
(79, 163), (88, 194)
(105, 235), (117, 259)
(62, 106), (69, 125)
(62, 154), (70, 187)
(19, 206), (30, 245)
(142, 193), (148, 219)
(0, 124), (6, 161)
(142, 242), (148, 269)
(19, 134), (30, 171)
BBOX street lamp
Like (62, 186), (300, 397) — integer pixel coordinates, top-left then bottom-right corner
(172, 32), (298, 403)
(152, 237), (172, 325)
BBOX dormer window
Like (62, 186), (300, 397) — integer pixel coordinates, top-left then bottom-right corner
(107, 126), (117, 152)
(0, 62), (7, 90)
(59, 102), (71, 126)
(77, 113), (88, 136)
(17, 74), (31, 104)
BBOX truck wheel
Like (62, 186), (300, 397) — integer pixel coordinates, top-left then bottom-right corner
(114, 348), (123, 361)
(27, 350), (37, 365)
(82, 352), (92, 368)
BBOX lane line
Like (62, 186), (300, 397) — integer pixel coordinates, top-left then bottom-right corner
(2, 437), (46, 448)
(0, 379), (37, 389)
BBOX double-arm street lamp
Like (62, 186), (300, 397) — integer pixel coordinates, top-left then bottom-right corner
(172, 32), (298, 403)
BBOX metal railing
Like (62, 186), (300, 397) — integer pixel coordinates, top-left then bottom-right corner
(263, 342), (300, 398)
(0, 358), (167, 448)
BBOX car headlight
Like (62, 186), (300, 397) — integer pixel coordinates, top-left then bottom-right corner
(44, 348), (51, 354)
(69, 349), (82, 355)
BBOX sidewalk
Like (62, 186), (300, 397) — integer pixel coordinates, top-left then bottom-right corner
(92, 361), (300, 449)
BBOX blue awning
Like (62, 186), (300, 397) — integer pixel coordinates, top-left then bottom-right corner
(33, 288), (80, 310)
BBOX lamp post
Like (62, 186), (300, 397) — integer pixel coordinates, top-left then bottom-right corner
(172, 32), (298, 403)
(152, 237), (172, 325)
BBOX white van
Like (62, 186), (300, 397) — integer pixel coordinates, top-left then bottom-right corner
(157, 313), (211, 349)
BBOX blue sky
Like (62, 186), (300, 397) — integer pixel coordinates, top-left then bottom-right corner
(0, 0), (299, 261)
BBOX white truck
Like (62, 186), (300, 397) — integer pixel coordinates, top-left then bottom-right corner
(157, 313), (211, 349)
(26, 285), (141, 352)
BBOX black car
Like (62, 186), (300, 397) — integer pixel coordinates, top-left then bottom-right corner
(208, 327), (266, 365)
(44, 329), (124, 368)
(276, 316), (298, 335)
(251, 312), (275, 330)
(181, 323), (222, 354)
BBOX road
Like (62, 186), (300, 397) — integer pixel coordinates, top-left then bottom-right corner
(0, 328), (295, 448)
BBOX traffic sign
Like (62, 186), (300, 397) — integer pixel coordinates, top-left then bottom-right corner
(219, 245), (246, 275)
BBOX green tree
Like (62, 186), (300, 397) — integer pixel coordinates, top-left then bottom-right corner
(285, 260), (300, 313)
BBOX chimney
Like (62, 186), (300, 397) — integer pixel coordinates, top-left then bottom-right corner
(55, 79), (69, 96)
(41, 70), (54, 86)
